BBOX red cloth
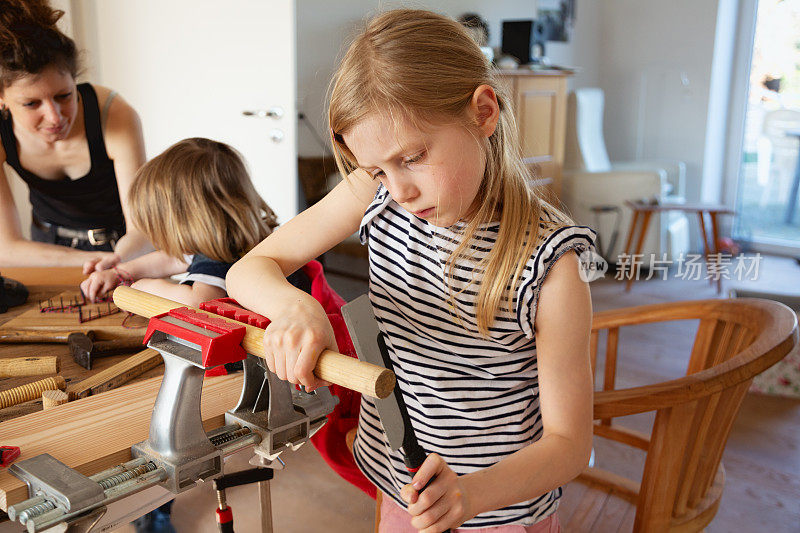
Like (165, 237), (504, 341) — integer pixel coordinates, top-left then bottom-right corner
(201, 261), (375, 497)
(301, 260), (376, 499)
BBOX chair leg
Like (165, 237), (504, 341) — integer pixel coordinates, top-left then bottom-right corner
(374, 491), (383, 533)
(626, 211), (652, 292)
(259, 479), (273, 533)
(709, 212), (722, 294)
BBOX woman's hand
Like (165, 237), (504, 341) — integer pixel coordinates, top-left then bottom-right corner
(82, 253), (121, 275)
(262, 296), (336, 391)
(81, 269), (122, 302)
(400, 453), (473, 533)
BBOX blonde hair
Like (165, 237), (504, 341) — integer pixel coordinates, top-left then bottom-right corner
(329, 9), (572, 336)
(129, 137), (278, 264)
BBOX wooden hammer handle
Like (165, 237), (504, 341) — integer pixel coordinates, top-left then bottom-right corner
(0, 330), (74, 344)
(113, 286), (395, 399)
(0, 356), (59, 378)
(91, 337), (147, 354)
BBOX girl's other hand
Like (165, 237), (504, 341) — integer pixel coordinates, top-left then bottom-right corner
(80, 269), (121, 302)
(401, 453), (472, 533)
(261, 298), (337, 392)
(82, 253), (121, 275)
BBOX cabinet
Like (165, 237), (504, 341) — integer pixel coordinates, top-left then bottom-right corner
(497, 69), (571, 199)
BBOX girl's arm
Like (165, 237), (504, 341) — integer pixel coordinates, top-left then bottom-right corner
(227, 168), (377, 389)
(130, 278), (225, 309)
(0, 145), (117, 267)
(403, 252), (594, 532)
(96, 87), (152, 265)
(81, 250), (188, 301)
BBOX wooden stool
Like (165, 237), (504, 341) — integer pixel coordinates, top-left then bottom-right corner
(622, 201), (734, 293)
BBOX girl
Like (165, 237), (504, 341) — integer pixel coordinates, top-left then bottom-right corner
(0, 0), (150, 268)
(227, 10), (595, 533)
(81, 137), (304, 307)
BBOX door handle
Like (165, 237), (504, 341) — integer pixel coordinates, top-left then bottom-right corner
(242, 107), (284, 119)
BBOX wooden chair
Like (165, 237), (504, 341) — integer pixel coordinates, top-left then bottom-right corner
(564, 298), (798, 532)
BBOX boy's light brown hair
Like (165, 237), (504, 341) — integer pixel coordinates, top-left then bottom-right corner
(129, 137), (277, 264)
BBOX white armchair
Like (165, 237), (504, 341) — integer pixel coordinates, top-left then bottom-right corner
(562, 88), (690, 262)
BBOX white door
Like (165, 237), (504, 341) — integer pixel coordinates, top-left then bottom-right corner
(76, 0), (298, 223)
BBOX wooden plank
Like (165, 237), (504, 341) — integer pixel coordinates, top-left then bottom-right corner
(0, 290), (147, 337)
(68, 349), (163, 399)
(635, 402), (695, 531)
(0, 373), (241, 511)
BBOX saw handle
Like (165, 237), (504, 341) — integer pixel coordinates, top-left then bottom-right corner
(113, 286), (395, 399)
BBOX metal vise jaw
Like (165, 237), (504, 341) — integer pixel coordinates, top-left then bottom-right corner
(226, 353), (338, 465)
(131, 307), (248, 493)
(199, 298), (339, 465)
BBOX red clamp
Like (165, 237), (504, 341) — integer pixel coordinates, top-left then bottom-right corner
(1, 446), (20, 467)
(144, 307), (246, 368)
(200, 298), (271, 329)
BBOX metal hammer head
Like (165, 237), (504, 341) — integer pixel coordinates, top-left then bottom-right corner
(68, 331), (97, 370)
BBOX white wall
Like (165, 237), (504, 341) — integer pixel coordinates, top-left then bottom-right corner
(547, 0), (601, 90)
(68, 1), (301, 222)
(298, 0), (735, 209)
(595, 0), (721, 202)
(296, 0), (539, 157)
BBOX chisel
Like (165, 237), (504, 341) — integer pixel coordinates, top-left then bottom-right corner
(342, 295), (451, 532)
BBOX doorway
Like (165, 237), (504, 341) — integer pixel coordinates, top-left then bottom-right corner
(733, 0), (800, 252)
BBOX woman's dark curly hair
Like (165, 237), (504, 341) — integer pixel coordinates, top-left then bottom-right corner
(0, 0), (77, 91)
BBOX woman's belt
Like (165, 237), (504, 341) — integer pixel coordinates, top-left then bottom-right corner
(32, 216), (120, 246)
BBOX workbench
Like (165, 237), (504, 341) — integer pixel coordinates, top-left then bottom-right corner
(0, 268), (248, 529)
(0, 268), (163, 422)
(0, 269), (381, 532)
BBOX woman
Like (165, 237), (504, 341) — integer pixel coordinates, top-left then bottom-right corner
(0, 0), (150, 269)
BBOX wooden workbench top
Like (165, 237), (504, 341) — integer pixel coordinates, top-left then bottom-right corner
(0, 279), (161, 422)
(0, 269), (242, 514)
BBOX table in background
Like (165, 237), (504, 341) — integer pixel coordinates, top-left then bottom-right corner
(622, 201), (735, 294)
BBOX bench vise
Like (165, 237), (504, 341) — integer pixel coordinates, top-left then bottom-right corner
(7, 299), (338, 532)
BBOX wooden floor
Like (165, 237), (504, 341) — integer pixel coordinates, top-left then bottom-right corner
(123, 253), (800, 532)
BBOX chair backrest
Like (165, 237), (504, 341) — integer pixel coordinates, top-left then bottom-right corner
(564, 88), (612, 173)
(589, 298), (798, 532)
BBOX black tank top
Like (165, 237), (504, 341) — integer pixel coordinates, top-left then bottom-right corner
(0, 83), (125, 232)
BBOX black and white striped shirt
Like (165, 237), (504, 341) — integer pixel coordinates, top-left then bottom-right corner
(352, 185), (596, 528)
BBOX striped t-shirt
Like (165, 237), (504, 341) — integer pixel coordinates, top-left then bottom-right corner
(352, 185), (596, 528)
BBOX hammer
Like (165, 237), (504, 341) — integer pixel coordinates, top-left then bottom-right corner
(68, 332), (145, 370)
